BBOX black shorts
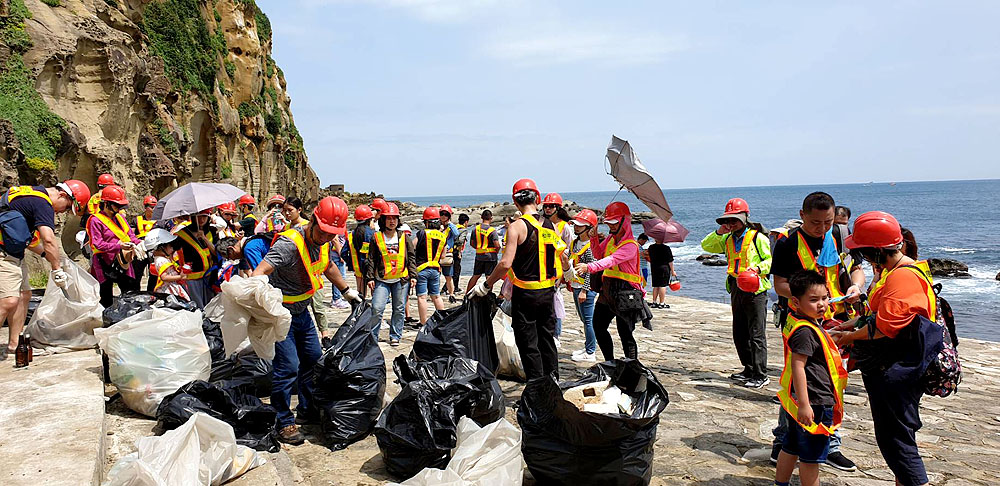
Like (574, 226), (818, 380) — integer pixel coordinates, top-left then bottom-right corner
(651, 265), (670, 287)
(473, 259), (497, 276)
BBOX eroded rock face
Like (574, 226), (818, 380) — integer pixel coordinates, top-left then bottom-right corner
(10, 0), (318, 204)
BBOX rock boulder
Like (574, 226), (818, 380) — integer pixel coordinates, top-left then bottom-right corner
(927, 258), (972, 278)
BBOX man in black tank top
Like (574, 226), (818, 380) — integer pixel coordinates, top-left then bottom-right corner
(470, 179), (569, 380)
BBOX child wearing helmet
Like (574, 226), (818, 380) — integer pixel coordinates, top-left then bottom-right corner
(144, 228), (189, 301)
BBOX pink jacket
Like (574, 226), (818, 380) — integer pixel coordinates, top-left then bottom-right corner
(586, 219), (645, 295)
(88, 214), (140, 283)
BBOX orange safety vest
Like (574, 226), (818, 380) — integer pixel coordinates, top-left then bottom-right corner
(1, 186), (51, 250)
(603, 237), (643, 285)
(278, 228), (330, 304)
(135, 215), (155, 238)
(174, 229), (212, 280)
(776, 314), (848, 436)
(474, 224), (498, 254)
(724, 229), (759, 277)
(869, 260), (937, 319)
(569, 240), (591, 285)
(416, 229), (446, 271)
(507, 214), (565, 290)
(91, 212), (133, 254)
(795, 232), (857, 320)
(373, 231), (408, 280)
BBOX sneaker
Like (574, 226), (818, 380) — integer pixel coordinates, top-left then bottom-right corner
(448, 294), (458, 304)
(729, 370), (751, 382)
(571, 348), (588, 358)
(332, 299), (350, 309)
(770, 443), (781, 464)
(572, 352), (597, 362)
(404, 316), (418, 324)
(389, 338), (400, 347)
(824, 451), (858, 472)
(277, 425), (305, 445)
(743, 377), (770, 389)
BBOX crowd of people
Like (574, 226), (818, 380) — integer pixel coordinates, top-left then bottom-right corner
(0, 176), (942, 485)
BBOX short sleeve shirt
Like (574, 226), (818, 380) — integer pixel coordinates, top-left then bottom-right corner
(648, 244), (674, 268)
(787, 324), (836, 406)
(263, 227), (334, 314)
(8, 185), (56, 231)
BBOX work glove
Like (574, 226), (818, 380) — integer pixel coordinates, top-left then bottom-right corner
(343, 288), (362, 304)
(468, 280), (491, 298)
(133, 241), (148, 260)
(51, 268), (69, 289)
(566, 265), (578, 283)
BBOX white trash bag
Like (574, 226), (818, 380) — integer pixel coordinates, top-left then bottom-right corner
(26, 258), (104, 352)
(492, 311), (525, 381)
(217, 275), (291, 360)
(104, 412), (265, 486)
(95, 308), (211, 417)
(390, 417), (524, 486)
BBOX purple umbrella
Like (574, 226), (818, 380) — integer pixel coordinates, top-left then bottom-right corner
(641, 218), (689, 244)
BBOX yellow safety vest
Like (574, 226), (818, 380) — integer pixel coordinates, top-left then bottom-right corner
(1, 187), (52, 250)
(724, 229), (759, 277)
(91, 213), (132, 254)
(174, 229), (212, 280)
(869, 260), (937, 319)
(135, 215), (155, 238)
(416, 229), (446, 271)
(569, 240), (591, 285)
(603, 237), (643, 285)
(278, 228), (330, 304)
(374, 231), (408, 280)
(795, 232), (857, 320)
(153, 259), (181, 292)
(776, 314), (847, 436)
(87, 193), (102, 215)
(347, 231), (370, 273)
(507, 214), (566, 290)
(474, 224), (498, 254)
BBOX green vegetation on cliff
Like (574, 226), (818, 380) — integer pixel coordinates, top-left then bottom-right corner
(141, 0), (226, 100)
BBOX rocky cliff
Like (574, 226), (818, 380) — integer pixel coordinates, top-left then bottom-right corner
(0, 0), (319, 211)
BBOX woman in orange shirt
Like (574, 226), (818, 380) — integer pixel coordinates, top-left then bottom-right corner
(833, 211), (933, 486)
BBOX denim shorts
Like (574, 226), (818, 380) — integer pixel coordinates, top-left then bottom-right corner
(415, 268), (441, 296)
(782, 405), (834, 463)
(440, 264), (453, 277)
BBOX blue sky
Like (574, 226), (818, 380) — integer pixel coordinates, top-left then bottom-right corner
(260, 0), (1000, 197)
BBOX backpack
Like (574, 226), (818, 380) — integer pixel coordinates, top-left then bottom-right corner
(906, 265), (962, 397)
(0, 193), (33, 259)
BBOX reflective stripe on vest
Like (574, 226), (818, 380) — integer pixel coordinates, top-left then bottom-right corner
(474, 224), (498, 254)
(870, 261), (937, 319)
(1, 187), (52, 250)
(603, 237), (643, 284)
(569, 241), (591, 285)
(417, 229), (446, 271)
(175, 230), (211, 280)
(795, 232), (856, 320)
(153, 260), (181, 292)
(279, 229), (330, 304)
(374, 231), (408, 279)
(91, 213), (132, 254)
(136, 215), (155, 238)
(776, 314), (847, 436)
(87, 193), (102, 215)
(347, 232), (370, 273)
(507, 214), (566, 290)
(724, 229), (758, 277)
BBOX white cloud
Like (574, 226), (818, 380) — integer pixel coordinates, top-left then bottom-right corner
(301, 0), (505, 23)
(485, 29), (689, 67)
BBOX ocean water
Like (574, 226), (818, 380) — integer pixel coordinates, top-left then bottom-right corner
(394, 179), (1000, 341)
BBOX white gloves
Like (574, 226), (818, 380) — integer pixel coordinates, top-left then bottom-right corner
(51, 268), (68, 289)
(343, 288), (362, 303)
(566, 265), (578, 283)
(211, 215), (228, 232)
(133, 241), (148, 260)
(468, 280), (491, 298)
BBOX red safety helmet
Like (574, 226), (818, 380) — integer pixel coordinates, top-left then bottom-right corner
(571, 209), (598, 227)
(198, 207), (213, 215)
(238, 194), (256, 206)
(266, 194), (285, 208)
(602, 202), (631, 224)
(736, 269), (760, 293)
(314, 196), (349, 234)
(58, 179), (92, 214)
(354, 204), (373, 221)
(101, 185), (129, 206)
(439, 204), (453, 216)
(371, 198), (389, 213)
(381, 202), (401, 217)
(542, 193), (563, 207)
(422, 206), (440, 221)
(218, 202), (237, 214)
(723, 198), (750, 215)
(845, 211), (903, 249)
(512, 178), (541, 204)
(143, 195), (157, 207)
(97, 173), (115, 186)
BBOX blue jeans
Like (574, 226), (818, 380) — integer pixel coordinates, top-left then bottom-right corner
(372, 280), (406, 340)
(271, 310), (323, 428)
(330, 254), (345, 301)
(572, 287), (597, 354)
(415, 268), (441, 296)
(781, 405), (834, 463)
(773, 405), (841, 453)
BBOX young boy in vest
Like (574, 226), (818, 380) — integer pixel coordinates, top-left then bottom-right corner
(775, 271), (848, 486)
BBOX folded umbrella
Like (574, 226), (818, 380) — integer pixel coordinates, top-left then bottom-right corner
(151, 183), (247, 221)
(641, 218), (690, 244)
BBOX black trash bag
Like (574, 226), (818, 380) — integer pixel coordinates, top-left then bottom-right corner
(375, 355), (506, 479)
(155, 380), (279, 452)
(210, 347), (273, 398)
(102, 291), (200, 327)
(411, 293), (499, 374)
(313, 301), (386, 450)
(518, 359), (669, 486)
(202, 318), (226, 364)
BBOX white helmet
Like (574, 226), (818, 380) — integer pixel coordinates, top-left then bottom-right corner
(144, 228), (177, 249)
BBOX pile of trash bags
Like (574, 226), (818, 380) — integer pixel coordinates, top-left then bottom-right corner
(95, 308), (212, 417)
(102, 291), (199, 328)
(411, 294), (499, 374)
(313, 301), (386, 450)
(26, 259), (104, 352)
(375, 355), (505, 479)
(208, 347), (273, 398)
(517, 359), (669, 486)
(105, 413), (265, 486)
(156, 380), (279, 452)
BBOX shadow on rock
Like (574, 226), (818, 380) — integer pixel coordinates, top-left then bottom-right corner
(694, 384), (775, 403)
(682, 432), (769, 465)
(360, 451), (395, 483)
(688, 474), (774, 485)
